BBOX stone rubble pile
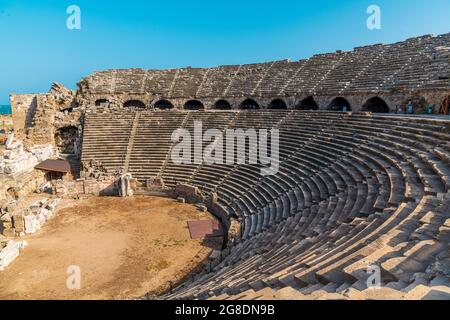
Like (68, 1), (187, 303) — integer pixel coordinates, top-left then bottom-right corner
(0, 133), (55, 176)
(1, 198), (61, 237)
(0, 238), (27, 271)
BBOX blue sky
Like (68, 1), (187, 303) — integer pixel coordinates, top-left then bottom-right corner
(0, 0), (449, 104)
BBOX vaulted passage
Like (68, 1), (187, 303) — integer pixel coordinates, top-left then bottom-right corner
(296, 96), (318, 110)
(55, 126), (78, 154)
(154, 100), (174, 110)
(124, 100), (146, 109)
(268, 99), (287, 110)
(240, 99), (260, 110)
(214, 100), (232, 110)
(328, 97), (351, 111)
(362, 97), (389, 113)
(184, 100), (204, 110)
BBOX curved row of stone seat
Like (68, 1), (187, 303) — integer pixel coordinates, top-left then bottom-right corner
(163, 123), (398, 298)
(163, 113), (449, 300)
(161, 112), (237, 187)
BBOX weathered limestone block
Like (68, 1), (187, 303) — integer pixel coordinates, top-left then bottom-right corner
(24, 215), (38, 235)
(228, 218), (242, 243)
(54, 179), (68, 196)
(12, 213), (25, 233)
(5, 133), (14, 149)
(2, 228), (15, 237)
(0, 142), (55, 176)
(40, 208), (53, 220)
(83, 179), (100, 195)
(30, 144), (56, 162)
(46, 198), (61, 211)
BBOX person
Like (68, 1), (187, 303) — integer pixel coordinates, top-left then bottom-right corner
(426, 104), (434, 114)
(407, 101), (414, 114)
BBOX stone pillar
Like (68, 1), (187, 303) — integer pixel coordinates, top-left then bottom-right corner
(118, 174), (133, 197)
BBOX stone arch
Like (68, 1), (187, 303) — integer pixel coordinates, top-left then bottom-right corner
(240, 99), (260, 110)
(154, 99), (174, 110)
(439, 95), (450, 115)
(95, 99), (110, 107)
(55, 126), (78, 154)
(296, 96), (319, 110)
(184, 100), (204, 110)
(123, 100), (146, 109)
(268, 99), (288, 110)
(328, 97), (352, 111)
(214, 100), (232, 110)
(362, 97), (390, 113)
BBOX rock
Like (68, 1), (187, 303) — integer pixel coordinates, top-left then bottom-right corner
(118, 174), (133, 197)
(2, 228), (16, 238)
(0, 240), (20, 271)
(40, 208), (52, 220)
(430, 274), (450, 287)
(0, 213), (12, 222)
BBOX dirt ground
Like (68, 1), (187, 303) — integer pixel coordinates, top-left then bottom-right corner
(0, 196), (222, 300)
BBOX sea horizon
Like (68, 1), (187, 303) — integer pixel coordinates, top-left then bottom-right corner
(0, 105), (12, 115)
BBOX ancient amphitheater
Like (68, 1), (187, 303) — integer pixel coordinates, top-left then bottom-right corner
(1, 33), (450, 300)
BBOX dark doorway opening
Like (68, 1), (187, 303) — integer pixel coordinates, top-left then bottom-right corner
(296, 96), (319, 110)
(154, 100), (174, 110)
(124, 100), (146, 108)
(362, 97), (389, 113)
(328, 97), (352, 111)
(268, 99), (288, 110)
(184, 100), (204, 110)
(214, 100), (232, 110)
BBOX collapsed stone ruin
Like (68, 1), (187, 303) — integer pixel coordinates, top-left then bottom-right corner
(0, 239), (27, 271)
(0, 198), (61, 237)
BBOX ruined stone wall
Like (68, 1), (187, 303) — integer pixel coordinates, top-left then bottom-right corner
(16, 83), (78, 149)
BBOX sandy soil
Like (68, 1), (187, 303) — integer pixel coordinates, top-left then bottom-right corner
(0, 196), (222, 300)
